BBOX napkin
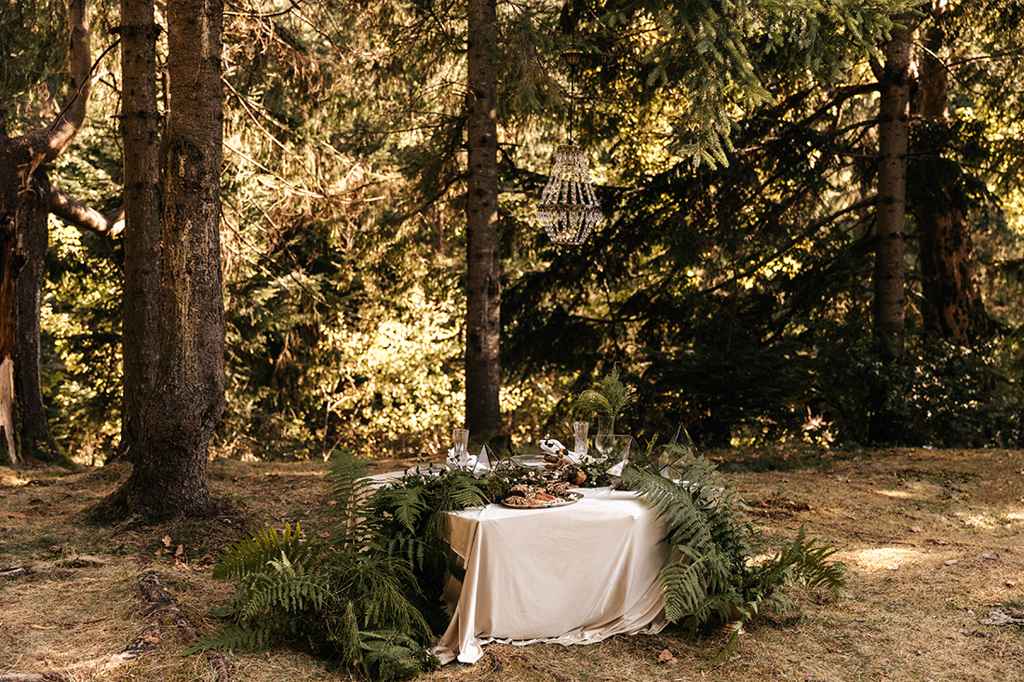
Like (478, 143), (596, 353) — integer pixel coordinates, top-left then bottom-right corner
(539, 438), (593, 465)
(447, 446), (491, 477)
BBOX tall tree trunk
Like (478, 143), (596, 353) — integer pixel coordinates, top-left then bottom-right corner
(912, 2), (989, 343)
(118, 0), (162, 462)
(14, 170), (53, 459)
(101, 0), (226, 518)
(464, 0), (502, 441)
(0, 0), (93, 465)
(873, 27), (912, 360)
(0, 142), (21, 463)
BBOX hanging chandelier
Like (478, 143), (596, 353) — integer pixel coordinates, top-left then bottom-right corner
(537, 145), (603, 246)
(537, 51), (603, 247)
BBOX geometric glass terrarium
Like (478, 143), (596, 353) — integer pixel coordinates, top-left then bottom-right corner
(658, 426), (697, 481)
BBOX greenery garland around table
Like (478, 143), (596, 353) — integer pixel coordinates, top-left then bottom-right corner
(193, 380), (846, 681)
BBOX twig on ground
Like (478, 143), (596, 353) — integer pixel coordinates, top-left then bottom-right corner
(0, 566), (31, 579)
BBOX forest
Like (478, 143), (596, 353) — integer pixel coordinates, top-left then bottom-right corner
(1, 0), (1023, 680)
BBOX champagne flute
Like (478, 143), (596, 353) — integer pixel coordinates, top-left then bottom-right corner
(572, 421), (589, 458)
(452, 427), (469, 467)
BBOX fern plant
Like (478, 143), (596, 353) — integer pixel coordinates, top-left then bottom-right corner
(621, 450), (844, 634)
(573, 367), (636, 431)
(196, 450), (439, 681)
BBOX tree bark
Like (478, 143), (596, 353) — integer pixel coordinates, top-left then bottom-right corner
(14, 171), (52, 460)
(0, 0), (93, 464)
(911, 2), (989, 344)
(873, 26), (912, 360)
(102, 0), (226, 518)
(0, 145), (22, 463)
(117, 0), (163, 462)
(464, 0), (502, 441)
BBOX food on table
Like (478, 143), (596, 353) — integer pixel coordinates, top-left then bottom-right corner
(547, 481), (571, 497)
(499, 480), (580, 508)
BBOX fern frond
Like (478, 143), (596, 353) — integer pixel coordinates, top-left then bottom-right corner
(376, 485), (428, 534)
(187, 622), (276, 654)
(770, 529), (846, 593)
(327, 600), (362, 669)
(661, 554), (709, 622)
(236, 568), (332, 621)
(572, 368), (635, 422)
(360, 630), (435, 682)
(573, 389), (612, 418)
(327, 448), (378, 547)
(342, 555), (432, 640)
(214, 522), (311, 580)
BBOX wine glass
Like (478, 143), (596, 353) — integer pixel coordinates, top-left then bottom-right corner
(604, 435), (635, 484)
(595, 431), (614, 459)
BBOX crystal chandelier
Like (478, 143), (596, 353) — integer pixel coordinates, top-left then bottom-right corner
(537, 145), (603, 246)
(537, 51), (603, 247)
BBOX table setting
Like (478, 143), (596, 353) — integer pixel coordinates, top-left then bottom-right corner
(367, 413), (680, 665)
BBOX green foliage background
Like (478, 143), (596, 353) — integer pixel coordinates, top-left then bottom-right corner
(2, 0), (1022, 460)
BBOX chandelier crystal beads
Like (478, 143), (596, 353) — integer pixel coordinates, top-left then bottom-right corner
(537, 144), (603, 247)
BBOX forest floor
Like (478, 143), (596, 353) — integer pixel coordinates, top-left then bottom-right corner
(1, 448), (1023, 681)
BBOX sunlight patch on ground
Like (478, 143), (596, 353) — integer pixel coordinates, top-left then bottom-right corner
(1005, 509), (1024, 523)
(874, 488), (916, 500)
(954, 511), (1001, 529)
(843, 546), (929, 572)
(874, 481), (944, 501)
(0, 467), (28, 487)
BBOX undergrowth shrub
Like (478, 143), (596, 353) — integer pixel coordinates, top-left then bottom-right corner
(819, 331), (1024, 447)
(190, 455), (439, 680)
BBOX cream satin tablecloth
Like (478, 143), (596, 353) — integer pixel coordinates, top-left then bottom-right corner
(433, 487), (670, 664)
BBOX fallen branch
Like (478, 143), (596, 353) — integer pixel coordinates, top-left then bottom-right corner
(0, 566), (31, 579)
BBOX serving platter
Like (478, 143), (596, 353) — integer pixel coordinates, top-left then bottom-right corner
(499, 491), (582, 510)
(510, 453), (548, 469)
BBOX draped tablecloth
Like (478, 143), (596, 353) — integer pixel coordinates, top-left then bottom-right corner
(433, 487), (670, 665)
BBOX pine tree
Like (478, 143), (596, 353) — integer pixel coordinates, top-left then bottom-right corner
(0, 0), (110, 464)
(465, 0), (502, 441)
(101, 0), (226, 518)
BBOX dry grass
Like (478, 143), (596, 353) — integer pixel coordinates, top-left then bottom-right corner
(2, 448), (1023, 681)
